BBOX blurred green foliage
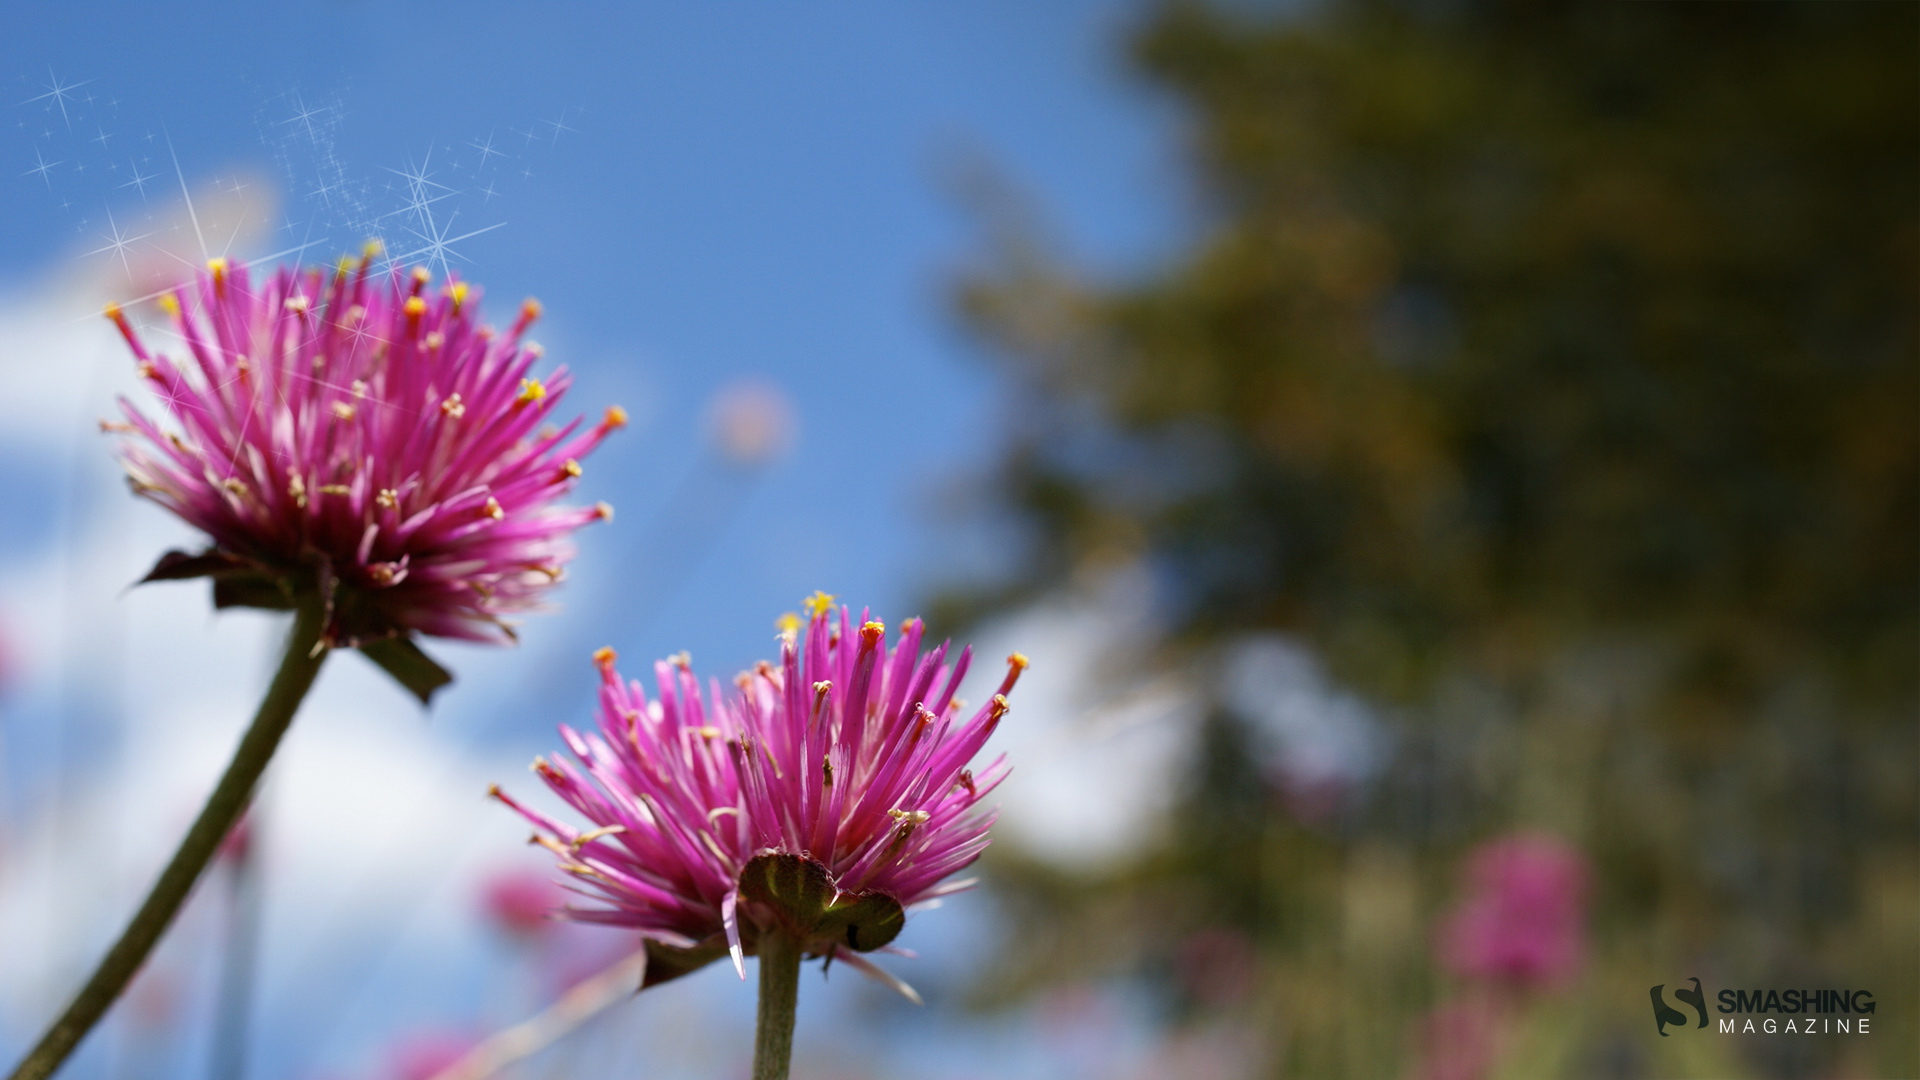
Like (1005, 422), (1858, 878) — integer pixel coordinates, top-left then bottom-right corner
(946, 1), (1916, 1076)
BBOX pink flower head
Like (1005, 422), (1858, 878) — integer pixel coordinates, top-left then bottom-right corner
(493, 594), (1021, 991)
(104, 256), (623, 672)
(480, 866), (562, 939)
(1435, 832), (1590, 990)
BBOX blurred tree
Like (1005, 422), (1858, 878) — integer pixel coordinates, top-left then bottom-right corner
(946, 1), (1916, 1076)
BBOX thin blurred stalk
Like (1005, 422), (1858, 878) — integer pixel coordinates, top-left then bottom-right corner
(7, 602), (327, 1080)
(210, 827), (264, 1080)
(426, 948), (649, 1080)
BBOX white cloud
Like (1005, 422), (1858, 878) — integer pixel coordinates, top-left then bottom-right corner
(958, 569), (1203, 872)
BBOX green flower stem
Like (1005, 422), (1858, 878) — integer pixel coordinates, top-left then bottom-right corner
(751, 929), (803, 1080)
(8, 602), (329, 1080)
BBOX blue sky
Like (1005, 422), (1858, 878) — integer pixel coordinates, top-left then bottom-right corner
(0, 4), (1191, 1076)
(0, 0), (1181, 678)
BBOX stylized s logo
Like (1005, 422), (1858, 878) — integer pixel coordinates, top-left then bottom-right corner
(1650, 984), (1689, 1037)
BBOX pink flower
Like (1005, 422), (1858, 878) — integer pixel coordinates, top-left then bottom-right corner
(0, 611), (17, 698)
(104, 256), (622, 677)
(1435, 832), (1590, 990)
(494, 594), (1020, 989)
(480, 867), (562, 939)
(1410, 997), (1504, 1080)
(216, 814), (254, 866)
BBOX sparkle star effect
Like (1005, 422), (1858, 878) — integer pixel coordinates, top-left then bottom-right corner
(467, 130), (506, 166)
(120, 162), (157, 199)
(24, 147), (63, 188)
(83, 205), (155, 279)
(24, 67), (91, 129)
(541, 108), (579, 145)
(394, 207), (506, 282)
(276, 92), (331, 146)
(379, 148), (503, 280)
(382, 149), (458, 223)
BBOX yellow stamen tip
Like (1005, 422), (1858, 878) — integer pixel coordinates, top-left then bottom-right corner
(516, 377), (547, 404)
(159, 293), (180, 316)
(484, 496), (505, 521)
(207, 257), (227, 277)
(560, 458), (583, 478)
(603, 404), (629, 429)
(1009, 652), (1029, 671)
(521, 298), (542, 322)
(592, 646), (617, 672)
(802, 590), (837, 619)
(411, 266), (431, 285)
(593, 501), (614, 521)
(103, 302), (122, 321)
(404, 296), (427, 318)
(776, 612), (802, 635)
(331, 402), (356, 421)
(362, 238), (384, 258)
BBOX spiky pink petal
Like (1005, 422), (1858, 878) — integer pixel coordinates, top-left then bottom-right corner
(106, 259), (620, 645)
(497, 603), (1020, 974)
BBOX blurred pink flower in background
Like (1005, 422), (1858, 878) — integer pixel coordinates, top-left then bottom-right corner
(216, 813), (254, 866)
(0, 610), (17, 698)
(1409, 997), (1504, 1080)
(386, 1030), (479, 1080)
(106, 256), (623, 649)
(1435, 832), (1590, 990)
(706, 378), (794, 467)
(479, 866), (562, 940)
(1174, 928), (1258, 1009)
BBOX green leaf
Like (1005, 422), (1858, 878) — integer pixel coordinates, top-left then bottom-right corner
(358, 636), (454, 705)
(738, 851), (905, 953)
(640, 936), (734, 989)
(140, 548), (250, 583)
(211, 574), (296, 611)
